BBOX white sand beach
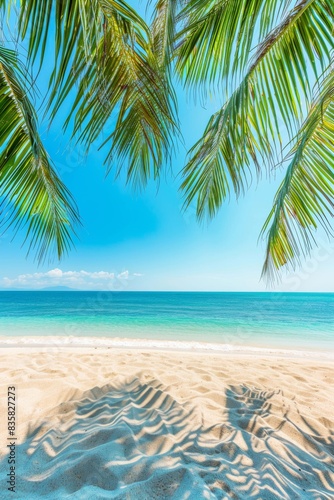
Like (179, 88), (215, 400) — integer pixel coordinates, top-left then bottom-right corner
(0, 340), (333, 499)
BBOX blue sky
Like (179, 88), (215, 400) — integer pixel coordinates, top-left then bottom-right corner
(1, 5), (333, 292)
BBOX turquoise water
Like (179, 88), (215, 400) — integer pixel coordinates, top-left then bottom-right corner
(0, 292), (333, 351)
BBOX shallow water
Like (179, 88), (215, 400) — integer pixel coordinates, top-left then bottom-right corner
(0, 292), (333, 351)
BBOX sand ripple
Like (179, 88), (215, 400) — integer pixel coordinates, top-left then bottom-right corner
(1, 348), (334, 498)
(1, 372), (334, 499)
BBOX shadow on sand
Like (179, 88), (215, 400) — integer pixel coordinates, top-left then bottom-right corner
(0, 376), (333, 499)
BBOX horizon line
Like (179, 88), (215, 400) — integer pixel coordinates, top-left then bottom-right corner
(0, 289), (333, 294)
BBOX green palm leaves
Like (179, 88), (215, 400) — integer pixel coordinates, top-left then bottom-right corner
(0, 0), (333, 277)
(261, 65), (334, 279)
(0, 47), (79, 262)
(18, 0), (178, 185)
(1, 0), (177, 261)
(178, 0), (334, 279)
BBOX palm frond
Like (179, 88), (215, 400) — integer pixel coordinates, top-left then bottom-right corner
(14, 0), (178, 187)
(149, 0), (182, 70)
(0, 46), (79, 262)
(69, 6), (178, 187)
(176, 0), (294, 91)
(181, 0), (334, 219)
(261, 63), (334, 281)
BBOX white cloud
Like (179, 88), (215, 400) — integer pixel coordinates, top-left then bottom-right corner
(47, 268), (63, 278)
(1, 268), (143, 291)
(117, 270), (129, 279)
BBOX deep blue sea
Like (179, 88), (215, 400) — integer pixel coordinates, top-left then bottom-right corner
(0, 292), (333, 351)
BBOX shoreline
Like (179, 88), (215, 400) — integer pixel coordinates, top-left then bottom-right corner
(0, 335), (334, 361)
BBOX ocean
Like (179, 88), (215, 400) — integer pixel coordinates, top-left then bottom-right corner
(0, 291), (333, 352)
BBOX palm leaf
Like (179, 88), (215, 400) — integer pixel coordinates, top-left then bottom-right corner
(261, 63), (334, 280)
(0, 46), (79, 262)
(69, 6), (178, 187)
(176, 0), (294, 91)
(14, 0), (178, 187)
(149, 0), (181, 70)
(181, 0), (334, 219)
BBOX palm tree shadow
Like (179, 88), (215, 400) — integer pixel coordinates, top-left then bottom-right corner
(203, 384), (334, 499)
(0, 379), (333, 499)
(0, 376), (211, 499)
